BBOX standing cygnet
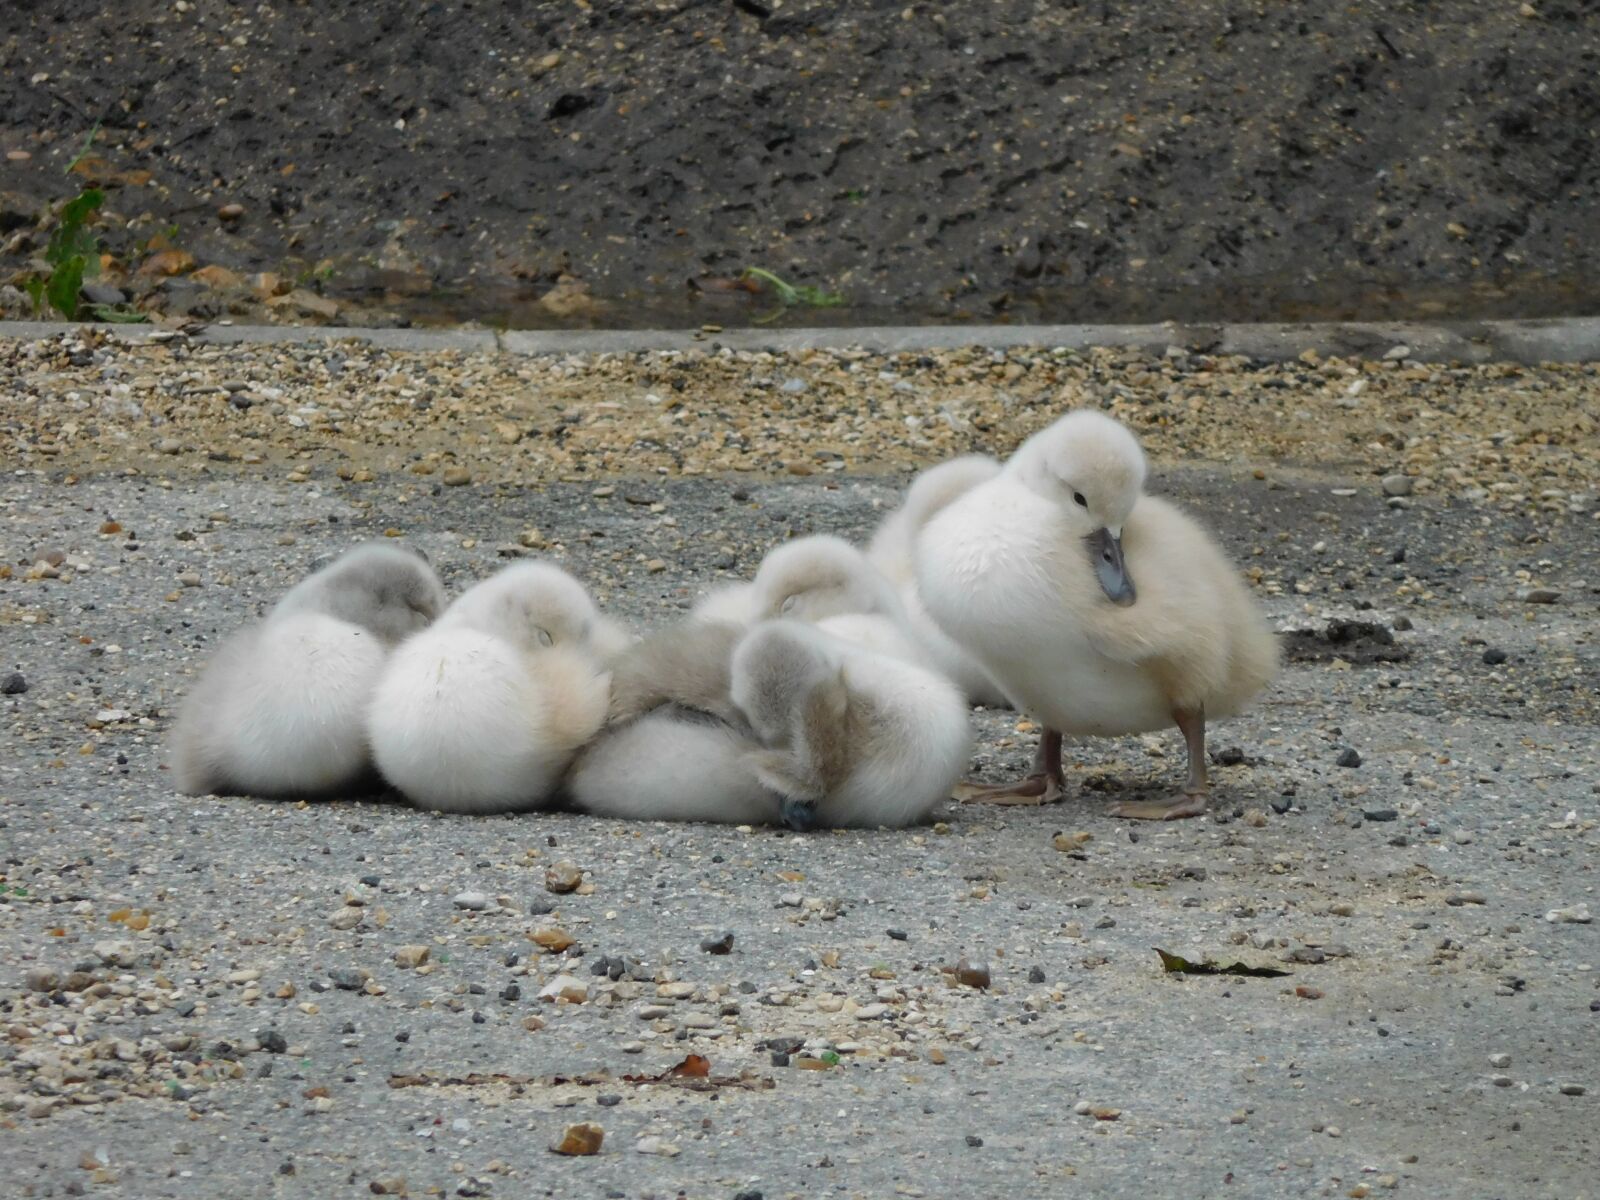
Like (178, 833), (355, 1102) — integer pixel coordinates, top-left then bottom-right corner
(916, 409), (1278, 820)
(730, 620), (972, 831)
(568, 621), (781, 824)
(867, 456), (1011, 706)
(170, 542), (445, 798)
(367, 562), (616, 814)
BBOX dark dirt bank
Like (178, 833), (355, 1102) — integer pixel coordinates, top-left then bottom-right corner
(2, 0), (1598, 328)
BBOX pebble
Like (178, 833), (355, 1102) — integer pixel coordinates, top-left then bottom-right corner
(1516, 587), (1560, 604)
(1545, 904), (1591, 924)
(1337, 748), (1362, 768)
(854, 1003), (890, 1020)
(394, 945), (430, 968)
(24, 966), (59, 992)
(550, 1123), (604, 1156)
(256, 1030), (287, 1054)
(1489, 1053), (1511, 1068)
(329, 968), (369, 991)
(1363, 808), (1398, 822)
(1559, 1084), (1586, 1096)
(442, 467), (472, 486)
(700, 932), (734, 955)
(954, 958), (991, 989)
(634, 1136), (681, 1157)
(1482, 647), (1509, 665)
(1, 671), (27, 695)
(539, 975), (589, 1003)
(217, 203), (246, 221)
(328, 905), (365, 930)
(452, 891), (490, 911)
(1381, 474), (1413, 497)
(545, 861), (583, 894)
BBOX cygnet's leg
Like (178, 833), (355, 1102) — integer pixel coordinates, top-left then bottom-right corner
(1109, 706), (1209, 821)
(957, 729), (1066, 805)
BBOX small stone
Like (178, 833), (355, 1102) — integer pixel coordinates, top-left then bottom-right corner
(329, 968), (369, 991)
(700, 932), (734, 955)
(1545, 904), (1591, 924)
(1073, 1100), (1092, 1115)
(1559, 1084), (1586, 1096)
(854, 1003), (890, 1020)
(24, 966), (59, 992)
(1491, 1074), (1513, 1088)
(1482, 647), (1509, 665)
(518, 528), (546, 549)
(1337, 748), (1362, 768)
(550, 1123), (604, 1155)
(1, 672), (27, 695)
(954, 958), (990, 989)
(1447, 892), (1486, 906)
(645, 558), (668, 573)
(257, 1029), (287, 1054)
(452, 891), (490, 911)
(217, 203), (246, 221)
(1363, 808), (1398, 822)
(328, 906), (364, 930)
(93, 941), (136, 967)
(394, 945), (430, 969)
(442, 467), (471, 487)
(157, 437), (182, 454)
(1489, 1053), (1511, 1068)
(538, 975), (588, 1003)
(1381, 474), (1413, 497)
(545, 861), (582, 894)
(634, 1136), (680, 1157)
(1516, 587), (1560, 604)
(1452, 829), (1474, 845)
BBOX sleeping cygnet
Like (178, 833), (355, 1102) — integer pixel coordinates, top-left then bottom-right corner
(730, 620), (972, 831)
(566, 621), (782, 825)
(367, 562), (617, 814)
(170, 542), (445, 798)
(691, 535), (925, 665)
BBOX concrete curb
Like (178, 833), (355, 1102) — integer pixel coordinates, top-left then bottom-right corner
(3, 316), (1598, 363)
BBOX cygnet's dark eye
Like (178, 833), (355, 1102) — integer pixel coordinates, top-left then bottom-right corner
(1073, 491), (1089, 508)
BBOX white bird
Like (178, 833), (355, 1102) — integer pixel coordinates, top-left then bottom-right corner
(916, 409), (1278, 820)
(730, 620), (972, 830)
(367, 562), (617, 814)
(171, 543), (445, 798)
(867, 455), (1011, 706)
(567, 621), (780, 824)
(690, 535), (925, 665)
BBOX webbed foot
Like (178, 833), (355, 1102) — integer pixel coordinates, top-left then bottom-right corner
(954, 774), (1065, 806)
(1107, 788), (1209, 821)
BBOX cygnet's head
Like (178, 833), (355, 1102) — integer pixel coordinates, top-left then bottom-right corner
(442, 562), (607, 653)
(286, 541), (446, 644)
(751, 536), (898, 622)
(729, 621), (839, 747)
(1009, 410), (1146, 606)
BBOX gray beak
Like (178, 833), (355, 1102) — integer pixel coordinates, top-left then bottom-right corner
(1087, 528), (1135, 606)
(780, 799), (818, 832)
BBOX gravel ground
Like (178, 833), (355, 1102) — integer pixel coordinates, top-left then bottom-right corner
(3, 2), (1598, 325)
(2, 333), (1598, 1199)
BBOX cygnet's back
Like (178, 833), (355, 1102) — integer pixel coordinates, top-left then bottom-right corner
(170, 543), (446, 798)
(366, 562), (615, 813)
(867, 455), (1001, 586)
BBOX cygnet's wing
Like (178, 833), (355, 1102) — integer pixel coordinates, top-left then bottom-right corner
(868, 455), (1002, 584)
(606, 620), (744, 725)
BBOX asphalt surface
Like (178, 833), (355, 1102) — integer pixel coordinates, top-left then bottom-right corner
(2, 457), (1597, 1199)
